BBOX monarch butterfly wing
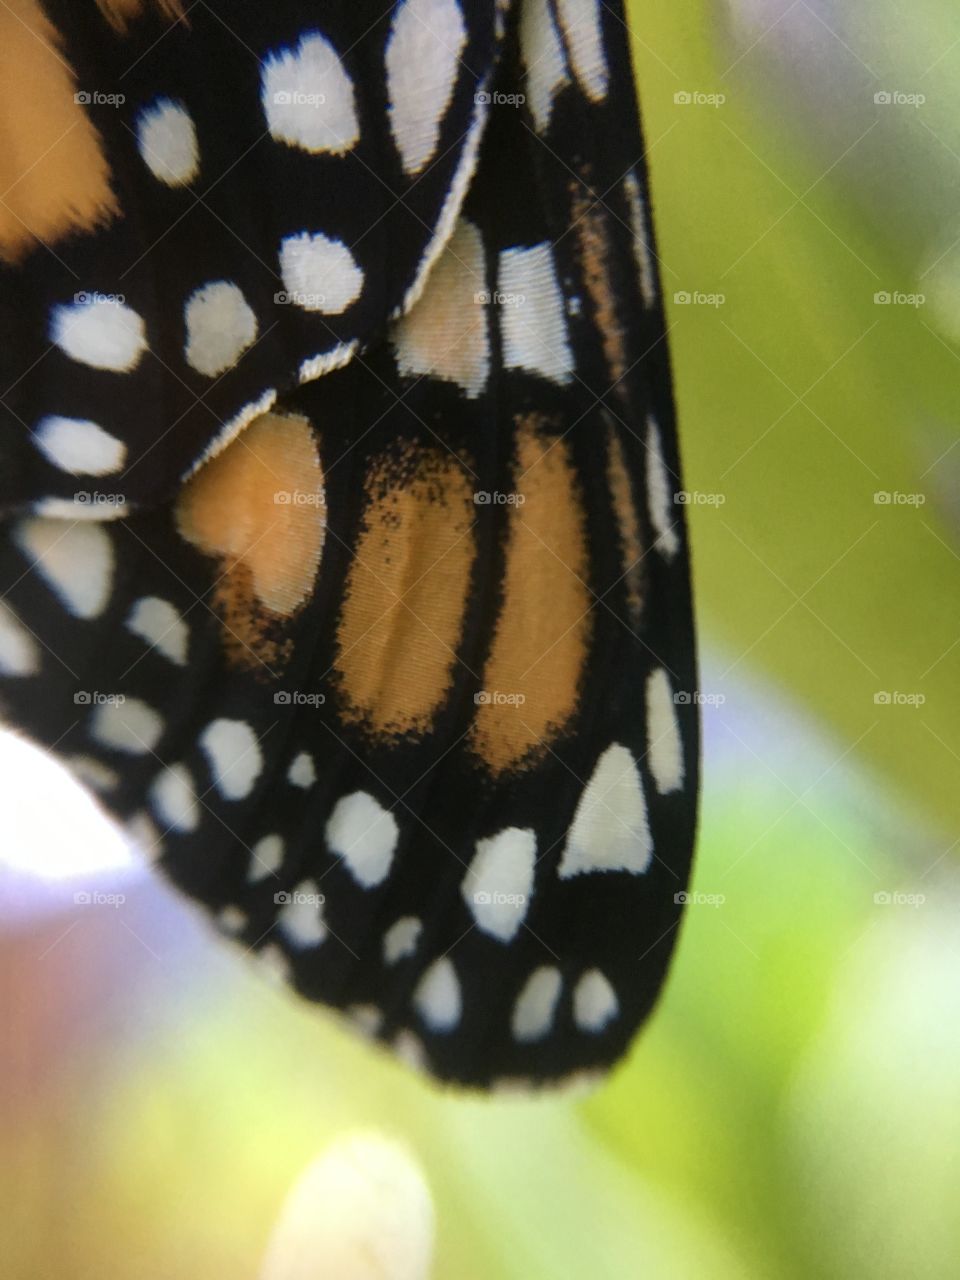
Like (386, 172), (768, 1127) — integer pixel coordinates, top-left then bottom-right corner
(0, 0), (698, 1090)
(0, 0), (500, 512)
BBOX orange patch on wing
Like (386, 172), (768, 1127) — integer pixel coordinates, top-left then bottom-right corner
(569, 179), (628, 387)
(0, 0), (119, 263)
(606, 422), (646, 625)
(175, 412), (325, 673)
(469, 415), (592, 774)
(334, 445), (476, 738)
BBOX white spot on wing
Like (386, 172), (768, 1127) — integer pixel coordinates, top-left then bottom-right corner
(34, 416), (126, 476)
(646, 415), (680, 560)
(299, 339), (358, 385)
(287, 751), (316, 788)
(91, 698), (164, 756)
(262, 33), (359, 155)
(200, 718), (262, 800)
(461, 826), (535, 942)
(326, 792), (398, 889)
(248, 833), (284, 882)
(623, 171), (657, 307)
(383, 915), (422, 965)
(0, 601), (39, 676)
(555, 0), (609, 101)
(413, 957), (461, 1031)
(278, 879), (326, 948)
(573, 968), (619, 1032)
(136, 97), (199, 186)
(150, 763), (199, 833)
(646, 667), (685, 794)
(51, 297), (146, 372)
(498, 243), (574, 384)
(520, 0), (570, 132)
(386, 0), (467, 175)
(392, 218), (489, 397)
(558, 743), (652, 878)
(126, 597), (189, 666)
(184, 281), (257, 377)
(279, 231), (363, 313)
(511, 966), (562, 1042)
(15, 518), (113, 620)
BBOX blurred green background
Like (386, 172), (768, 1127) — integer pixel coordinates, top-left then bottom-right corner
(3, 1), (960, 1276)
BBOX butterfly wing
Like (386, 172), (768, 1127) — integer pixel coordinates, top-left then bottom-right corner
(0, 0), (698, 1089)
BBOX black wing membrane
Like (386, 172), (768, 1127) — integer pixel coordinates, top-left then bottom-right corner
(0, 0), (698, 1088)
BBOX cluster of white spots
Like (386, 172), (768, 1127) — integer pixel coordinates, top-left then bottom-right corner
(279, 878), (327, 948)
(383, 915), (422, 965)
(136, 97), (200, 186)
(325, 791), (398, 889)
(90, 697), (164, 756)
(558, 743), (652, 878)
(645, 667), (685, 794)
(385, 0), (467, 175)
(33, 415), (126, 476)
(65, 755), (118, 792)
(260, 1131), (435, 1280)
(15, 518), (114, 620)
(279, 231), (363, 314)
(498, 243), (574, 384)
(125, 596), (189, 666)
(572, 968), (618, 1033)
(248, 833), (284, 882)
(199, 718), (262, 800)
(299, 339), (358, 385)
(645, 416), (679, 560)
(399, 96), (486, 315)
(287, 750), (316, 788)
(51, 296), (147, 372)
(520, 0), (569, 132)
(623, 171), (657, 307)
(461, 825), (535, 942)
(0, 601), (39, 676)
(413, 956), (461, 1031)
(555, 0), (609, 102)
(183, 281), (258, 377)
(512, 965), (562, 1042)
(149, 763), (200, 833)
(262, 33), (359, 155)
(392, 217), (489, 398)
